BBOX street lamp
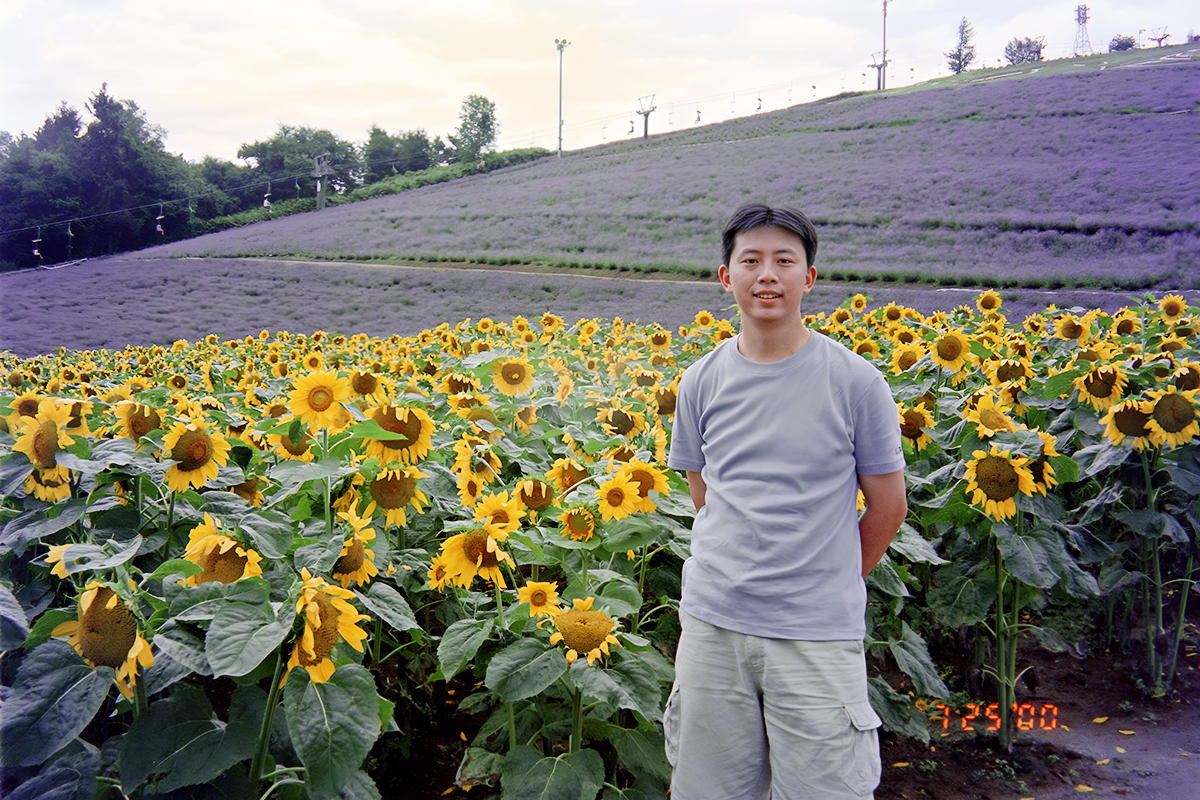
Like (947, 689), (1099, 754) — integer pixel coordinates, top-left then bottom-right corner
(555, 38), (570, 157)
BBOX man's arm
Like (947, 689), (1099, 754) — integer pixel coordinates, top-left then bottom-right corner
(858, 470), (907, 577)
(685, 470), (707, 512)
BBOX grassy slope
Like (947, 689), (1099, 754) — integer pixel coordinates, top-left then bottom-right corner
(138, 44), (1200, 291)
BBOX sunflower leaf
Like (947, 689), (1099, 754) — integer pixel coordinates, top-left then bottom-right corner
(355, 582), (419, 632)
(0, 583), (30, 652)
(500, 744), (605, 800)
(284, 664), (383, 800)
(118, 683), (258, 794)
(995, 524), (1060, 589)
(568, 656), (661, 721)
(437, 618), (495, 681)
(0, 639), (113, 767)
(928, 563), (995, 628)
(7, 738), (100, 800)
(205, 602), (290, 677)
(484, 638), (567, 703)
(888, 623), (950, 699)
(609, 725), (672, 783)
(0, 497), (87, 557)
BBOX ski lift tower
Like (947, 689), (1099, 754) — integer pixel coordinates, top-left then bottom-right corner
(311, 152), (333, 211)
(1073, 5), (1093, 56)
(1148, 27), (1171, 47)
(635, 95), (656, 138)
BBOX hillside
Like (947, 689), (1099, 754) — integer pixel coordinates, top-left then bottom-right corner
(138, 44), (1200, 290)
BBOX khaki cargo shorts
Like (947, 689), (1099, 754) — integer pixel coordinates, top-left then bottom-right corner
(664, 611), (882, 800)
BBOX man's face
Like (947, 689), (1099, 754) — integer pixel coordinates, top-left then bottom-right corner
(718, 226), (816, 325)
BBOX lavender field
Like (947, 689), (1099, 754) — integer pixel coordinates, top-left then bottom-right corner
(135, 44), (1200, 291)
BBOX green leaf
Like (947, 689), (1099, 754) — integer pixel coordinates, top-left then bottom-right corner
(146, 558), (204, 582)
(0, 583), (30, 651)
(866, 553), (909, 598)
(609, 726), (672, 782)
(888, 523), (948, 565)
(995, 525), (1060, 590)
(594, 577), (642, 618)
(284, 664), (383, 800)
(293, 531), (347, 577)
(0, 498), (87, 557)
(238, 507), (297, 559)
(205, 603), (291, 677)
(0, 454), (34, 498)
(1028, 625), (1072, 653)
(355, 582), (419, 632)
(437, 619), (494, 681)
(602, 517), (660, 551)
(568, 657), (661, 721)
(1041, 369), (1082, 400)
(484, 638), (567, 703)
(867, 676), (929, 743)
(119, 684), (259, 794)
(928, 564), (994, 627)
(501, 744), (605, 800)
(887, 623), (950, 699)
(169, 577), (271, 623)
(7, 738), (99, 800)
(22, 610), (73, 653)
(336, 770), (382, 800)
(0, 640), (113, 767)
(155, 623), (212, 676)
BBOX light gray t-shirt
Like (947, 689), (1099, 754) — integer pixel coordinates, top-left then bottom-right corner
(668, 331), (904, 641)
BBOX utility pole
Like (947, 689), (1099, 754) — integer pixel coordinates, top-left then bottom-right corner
(555, 38), (570, 157)
(635, 95), (656, 138)
(311, 152), (333, 211)
(881, 0), (890, 90)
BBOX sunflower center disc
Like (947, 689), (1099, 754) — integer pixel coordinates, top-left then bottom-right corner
(308, 387), (333, 412)
(1153, 394), (1193, 433)
(32, 420), (60, 468)
(173, 429), (213, 471)
(977, 456), (1020, 502)
(79, 588), (137, 668)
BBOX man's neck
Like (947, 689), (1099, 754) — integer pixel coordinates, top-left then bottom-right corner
(736, 319), (812, 363)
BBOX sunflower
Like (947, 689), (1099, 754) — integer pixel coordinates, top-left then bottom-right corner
(693, 310), (716, 328)
(1111, 309), (1142, 337)
(230, 475), (266, 506)
(1172, 361), (1200, 392)
(986, 357), (1032, 388)
(854, 339), (882, 359)
(457, 474), (484, 507)
(517, 581), (563, 618)
(438, 523), (515, 588)
(365, 466), (429, 527)
(850, 294), (869, 313)
(889, 342), (926, 375)
(595, 473), (641, 522)
(1158, 294), (1189, 321)
(474, 490), (525, 537)
(452, 435), (503, 485)
(1054, 314), (1090, 344)
(268, 421), (316, 462)
(288, 370), (351, 430)
(964, 445), (1036, 521)
(976, 290), (1003, 314)
(1102, 398), (1155, 451)
(596, 403), (646, 439)
(549, 597), (622, 666)
(1074, 365), (1128, 411)
(331, 509), (380, 588)
(426, 554), (455, 592)
(492, 356), (534, 396)
(560, 503), (598, 542)
(182, 514), (264, 585)
(365, 404), (434, 464)
(898, 402), (934, 452)
(1029, 431), (1059, 496)
(286, 569), (371, 685)
(930, 329), (971, 372)
(963, 393), (1018, 439)
(1144, 387), (1198, 449)
(52, 582), (154, 698)
(14, 400), (74, 471)
(112, 401), (162, 446)
(619, 459), (670, 513)
(162, 416), (232, 493)
(349, 369), (389, 402)
(516, 477), (557, 520)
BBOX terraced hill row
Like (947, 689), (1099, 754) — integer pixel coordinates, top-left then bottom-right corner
(139, 44), (1200, 291)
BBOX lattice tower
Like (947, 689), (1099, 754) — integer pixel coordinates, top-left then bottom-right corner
(1073, 5), (1093, 56)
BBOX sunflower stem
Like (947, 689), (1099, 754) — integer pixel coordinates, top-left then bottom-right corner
(250, 649), (288, 782)
(165, 491), (175, 539)
(494, 580), (506, 627)
(506, 703), (518, 752)
(133, 671), (147, 719)
(322, 430), (332, 541)
(1165, 550), (1195, 686)
(569, 684), (583, 755)
(372, 617), (382, 666)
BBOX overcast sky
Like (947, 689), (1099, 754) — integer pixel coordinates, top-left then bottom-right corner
(2, 1), (1193, 162)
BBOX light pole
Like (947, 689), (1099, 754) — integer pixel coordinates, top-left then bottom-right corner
(555, 38), (570, 157)
(881, 0), (889, 90)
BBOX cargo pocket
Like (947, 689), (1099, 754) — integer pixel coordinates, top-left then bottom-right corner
(841, 700), (882, 797)
(663, 681), (681, 768)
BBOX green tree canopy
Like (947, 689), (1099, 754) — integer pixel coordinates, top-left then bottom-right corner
(237, 124), (361, 195)
(448, 95), (498, 164)
(1004, 36), (1045, 65)
(945, 17), (977, 75)
(361, 126), (434, 184)
(1109, 34), (1137, 52)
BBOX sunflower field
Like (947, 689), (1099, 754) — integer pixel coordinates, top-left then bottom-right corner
(0, 291), (1198, 799)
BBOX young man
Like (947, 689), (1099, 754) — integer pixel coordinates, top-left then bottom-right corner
(665, 204), (907, 799)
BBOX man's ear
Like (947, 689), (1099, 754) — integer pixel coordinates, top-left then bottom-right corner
(718, 264), (733, 293)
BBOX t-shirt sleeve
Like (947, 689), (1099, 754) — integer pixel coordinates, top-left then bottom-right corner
(668, 367), (706, 472)
(853, 371), (905, 475)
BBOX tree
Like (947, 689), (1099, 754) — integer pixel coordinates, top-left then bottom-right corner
(1109, 34), (1137, 52)
(945, 17), (977, 74)
(237, 124), (361, 195)
(448, 94), (498, 164)
(1004, 36), (1045, 65)
(361, 126), (433, 184)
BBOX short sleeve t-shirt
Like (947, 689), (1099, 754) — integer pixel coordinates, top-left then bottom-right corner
(668, 331), (904, 641)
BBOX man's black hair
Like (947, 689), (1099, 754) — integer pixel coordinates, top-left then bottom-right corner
(721, 204), (818, 268)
